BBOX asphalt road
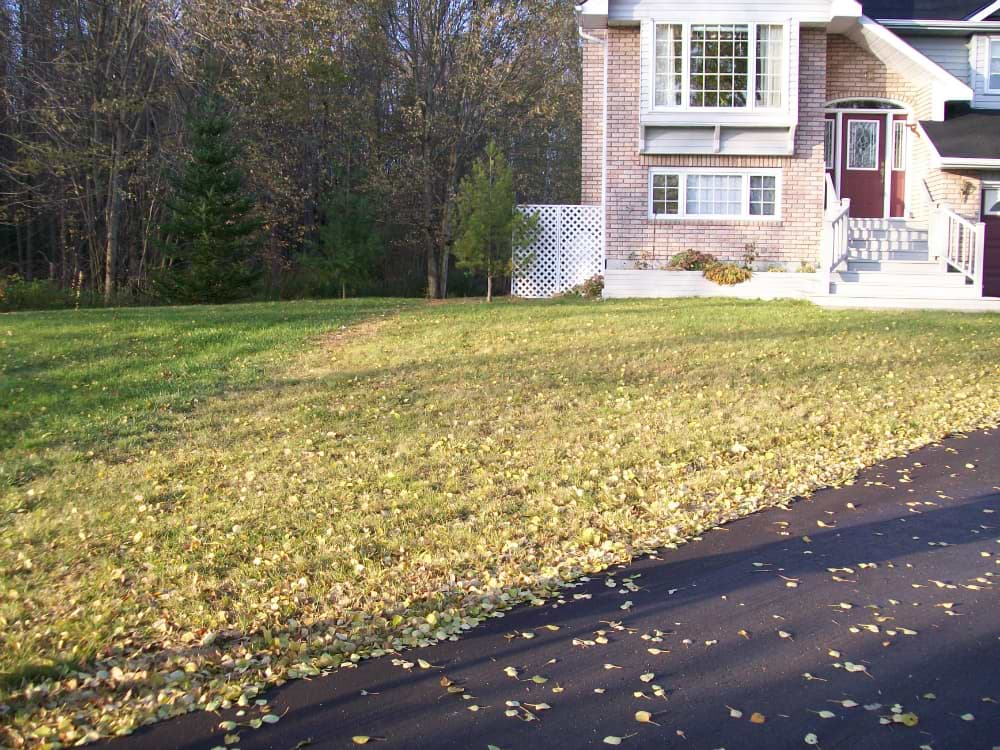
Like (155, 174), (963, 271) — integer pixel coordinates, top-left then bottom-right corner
(108, 429), (1000, 750)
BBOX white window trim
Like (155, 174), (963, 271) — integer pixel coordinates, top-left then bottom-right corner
(986, 37), (1000, 94)
(984, 182), (1000, 216)
(648, 167), (782, 221)
(846, 119), (881, 172)
(650, 21), (790, 114)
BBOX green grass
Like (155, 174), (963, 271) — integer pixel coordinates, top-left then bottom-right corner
(2, 297), (999, 746)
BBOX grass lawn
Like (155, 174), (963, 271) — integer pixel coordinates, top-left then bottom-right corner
(2, 297), (999, 746)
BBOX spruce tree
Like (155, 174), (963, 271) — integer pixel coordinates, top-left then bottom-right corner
(452, 142), (536, 302)
(306, 186), (383, 299)
(156, 96), (261, 304)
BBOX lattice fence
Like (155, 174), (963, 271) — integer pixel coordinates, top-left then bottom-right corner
(512, 205), (604, 298)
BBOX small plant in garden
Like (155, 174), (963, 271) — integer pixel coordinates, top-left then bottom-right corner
(797, 261), (818, 273)
(704, 262), (753, 286)
(452, 141), (536, 302)
(667, 250), (717, 271)
(742, 242), (759, 269)
(559, 274), (604, 299)
(767, 264), (787, 272)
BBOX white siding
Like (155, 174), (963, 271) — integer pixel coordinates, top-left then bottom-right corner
(897, 35), (971, 83)
(610, 0), (833, 23)
(971, 35), (1000, 110)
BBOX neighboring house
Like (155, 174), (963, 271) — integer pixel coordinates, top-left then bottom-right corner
(515, 0), (1000, 309)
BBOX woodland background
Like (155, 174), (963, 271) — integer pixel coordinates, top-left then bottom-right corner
(0, 0), (582, 304)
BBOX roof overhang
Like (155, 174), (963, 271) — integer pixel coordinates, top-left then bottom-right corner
(967, 0), (1000, 21)
(846, 17), (974, 119)
(576, 0), (608, 30)
(879, 18), (1000, 32)
(919, 110), (1000, 168)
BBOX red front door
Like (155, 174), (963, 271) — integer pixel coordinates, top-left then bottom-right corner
(984, 187), (1000, 298)
(840, 113), (887, 219)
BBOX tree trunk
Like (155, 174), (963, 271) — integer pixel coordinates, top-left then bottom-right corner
(104, 173), (123, 304)
(342, 281), (347, 300)
(486, 275), (493, 303)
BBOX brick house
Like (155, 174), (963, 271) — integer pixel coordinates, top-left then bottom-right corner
(518, 0), (1000, 308)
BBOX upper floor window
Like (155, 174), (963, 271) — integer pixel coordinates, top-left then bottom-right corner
(654, 22), (785, 110)
(988, 39), (1000, 93)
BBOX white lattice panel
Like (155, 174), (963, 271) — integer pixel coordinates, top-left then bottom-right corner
(512, 205), (604, 298)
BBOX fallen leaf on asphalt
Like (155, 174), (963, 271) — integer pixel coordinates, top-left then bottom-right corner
(804, 733), (819, 745)
(750, 712), (766, 724)
(635, 711), (660, 726)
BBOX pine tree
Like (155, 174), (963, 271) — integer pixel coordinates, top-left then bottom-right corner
(155, 96), (261, 304)
(452, 142), (536, 302)
(305, 186), (383, 299)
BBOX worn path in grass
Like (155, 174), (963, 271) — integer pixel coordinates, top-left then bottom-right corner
(110, 427), (1000, 750)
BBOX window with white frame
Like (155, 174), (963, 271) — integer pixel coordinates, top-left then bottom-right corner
(892, 121), (907, 170)
(984, 185), (1000, 215)
(653, 23), (785, 110)
(989, 39), (1000, 92)
(824, 120), (835, 170)
(650, 169), (781, 219)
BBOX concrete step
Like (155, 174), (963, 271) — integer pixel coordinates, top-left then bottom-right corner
(848, 218), (926, 229)
(848, 239), (929, 252)
(846, 250), (931, 263)
(829, 282), (982, 300)
(845, 260), (940, 272)
(849, 228), (928, 240)
(835, 270), (970, 286)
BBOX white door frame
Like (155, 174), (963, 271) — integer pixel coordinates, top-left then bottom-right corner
(825, 100), (911, 220)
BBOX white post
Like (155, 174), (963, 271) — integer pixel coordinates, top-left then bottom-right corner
(973, 221), (986, 298)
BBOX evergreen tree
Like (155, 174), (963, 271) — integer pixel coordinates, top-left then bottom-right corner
(155, 96), (261, 304)
(305, 186), (383, 299)
(452, 142), (535, 302)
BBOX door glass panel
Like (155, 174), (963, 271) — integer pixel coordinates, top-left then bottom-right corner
(847, 121), (878, 170)
(892, 121), (906, 170)
(824, 120), (835, 170)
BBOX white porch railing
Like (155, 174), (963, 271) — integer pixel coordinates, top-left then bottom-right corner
(512, 204), (604, 298)
(820, 174), (851, 294)
(928, 201), (986, 293)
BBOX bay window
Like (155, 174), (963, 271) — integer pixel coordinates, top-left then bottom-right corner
(650, 169), (781, 220)
(653, 22), (786, 110)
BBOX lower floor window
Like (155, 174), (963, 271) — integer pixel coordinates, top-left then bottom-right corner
(650, 168), (781, 219)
